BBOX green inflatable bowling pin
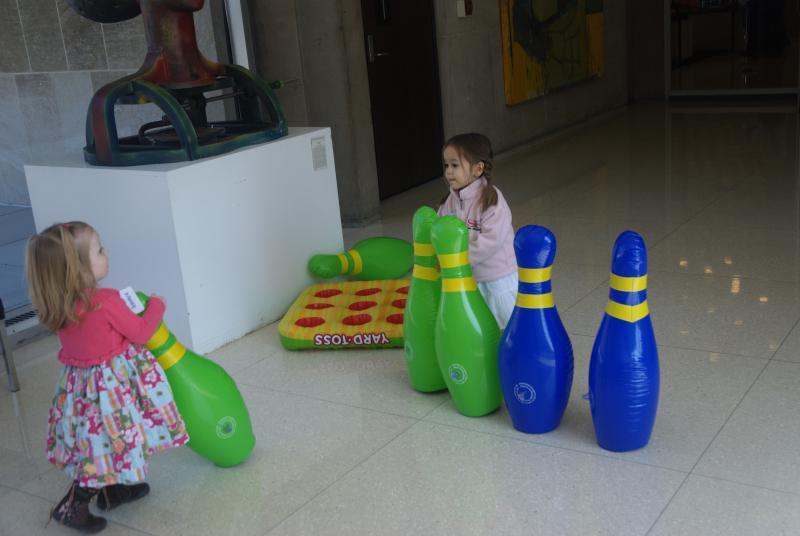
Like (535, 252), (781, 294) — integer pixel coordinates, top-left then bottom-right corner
(308, 237), (412, 280)
(431, 216), (502, 417)
(137, 293), (255, 467)
(403, 207), (446, 392)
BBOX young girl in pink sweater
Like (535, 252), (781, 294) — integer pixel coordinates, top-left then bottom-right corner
(26, 221), (189, 533)
(438, 133), (518, 328)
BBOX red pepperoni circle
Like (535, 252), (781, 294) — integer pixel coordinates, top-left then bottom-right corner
(349, 301), (377, 311)
(306, 303), (334, 310)
(396, 286), (410, 294)
(392, 299), (407, 309)
(315, 289), (342, 298)
(355, 288), (381, 296)
(386, 313), (404, 324)
(295, 317), (325, 328)
(342, 314), (372, 325)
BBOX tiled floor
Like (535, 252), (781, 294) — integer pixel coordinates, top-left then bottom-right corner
(3, 102), (800, 535)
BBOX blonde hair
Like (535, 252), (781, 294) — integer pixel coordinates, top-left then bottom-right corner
(25, 221), (98, 331)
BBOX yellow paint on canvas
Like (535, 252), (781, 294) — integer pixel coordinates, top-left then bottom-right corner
(586, 12), (604, 76)
(500, 0), (604, 105)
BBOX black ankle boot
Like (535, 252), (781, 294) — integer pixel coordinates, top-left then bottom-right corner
(50, 483), (107, 534)
(96, 482), (150, 511)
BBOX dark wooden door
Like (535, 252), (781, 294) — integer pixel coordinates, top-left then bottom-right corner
(361, 0), (445, 199)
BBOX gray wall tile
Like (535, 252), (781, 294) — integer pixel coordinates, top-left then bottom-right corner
(0, 0), (30, 73)
(16, 73), (63, 160)
(103, 17), (146, 70)
(52, 71), (93, 154)
(19, 0), (67, 71)
(58, 0), (107, 70)
(0, 75), (30, 204)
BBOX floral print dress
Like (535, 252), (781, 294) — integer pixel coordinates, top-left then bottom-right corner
(47, 344), (189, 488)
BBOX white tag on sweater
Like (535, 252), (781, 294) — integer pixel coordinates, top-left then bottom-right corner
(119, 287), (145, 314)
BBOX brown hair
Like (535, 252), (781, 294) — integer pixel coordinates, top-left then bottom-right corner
(439, 132), (498, 211)
(25, 221), (98, 331)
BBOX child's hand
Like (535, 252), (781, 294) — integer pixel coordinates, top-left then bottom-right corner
(150, 294), (166, 307)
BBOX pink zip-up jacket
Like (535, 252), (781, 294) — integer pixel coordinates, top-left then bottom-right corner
(438, 177), (516, 282)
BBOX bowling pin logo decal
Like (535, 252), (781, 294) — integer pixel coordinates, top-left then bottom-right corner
(448, 364), (469, 384)
(216, 416), (237, 439)
(513, 383), (536, 404)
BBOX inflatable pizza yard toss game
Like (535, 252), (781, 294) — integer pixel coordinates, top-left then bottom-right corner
(279, 280), (409, 350)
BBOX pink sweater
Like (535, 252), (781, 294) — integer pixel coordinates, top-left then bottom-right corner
(438, 177), (516, 282)
(57, 288), (165, 367)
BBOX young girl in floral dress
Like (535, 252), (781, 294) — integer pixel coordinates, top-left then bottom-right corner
(26, 221), (189, 533)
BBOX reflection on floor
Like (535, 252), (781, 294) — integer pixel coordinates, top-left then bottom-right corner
(2, 103), (800, 535)
(672, 47), (799, 91)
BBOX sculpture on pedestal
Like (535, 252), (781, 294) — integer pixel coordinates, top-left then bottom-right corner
(66, 0), (287, 166)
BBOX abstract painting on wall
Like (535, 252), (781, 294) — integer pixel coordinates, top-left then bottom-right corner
(500, 0), (604, 105)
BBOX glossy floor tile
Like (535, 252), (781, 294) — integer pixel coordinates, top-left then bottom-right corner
(694, 360), (800, 495)
(563, 271), (800, 359)
(424, 335), (766, 473)
(649, 223), (800, 282)
(3, 103), (800, 535)
(649, 475), (800, 536)
(267, 421), (685, 536)
(21, 384), (416, 536)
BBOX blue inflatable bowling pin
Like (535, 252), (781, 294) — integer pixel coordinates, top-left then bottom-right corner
(498, 225), (574, 433)
(588, 231), (659, 452)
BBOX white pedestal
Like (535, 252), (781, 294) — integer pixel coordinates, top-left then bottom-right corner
(25, 128), (343, 354)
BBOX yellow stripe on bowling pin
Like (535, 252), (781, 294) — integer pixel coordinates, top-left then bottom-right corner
(148, 324), (170, 349)
(609, 274), (647, 292)
(605, 300), (650, 323)
(516, 293), (555, 309)
(414, 242), (435, 256)
(157, 341), (188, 370)
(348, 249), (363, 275)
(438, 251), (469, 269)
(413, 265), (439, 281)
(337, 254), (349, 274)
(518, 267), (552, 283)
(442, 277), (477, 292)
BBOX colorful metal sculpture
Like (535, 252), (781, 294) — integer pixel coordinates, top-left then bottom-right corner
(65, 0), (287, 166)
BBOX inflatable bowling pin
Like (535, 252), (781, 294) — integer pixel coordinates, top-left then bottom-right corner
(307, 237), (413, 280)
(431, 216), (501, 417)
(403, 207), (446, 392)
(137, 292), (255, 467)
(588, 231), (659, 452)
(499, 225), (573, 433)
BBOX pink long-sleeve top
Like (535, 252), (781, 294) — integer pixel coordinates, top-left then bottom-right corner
(57, 288), (166, 367)
(438, 176), (517, 282)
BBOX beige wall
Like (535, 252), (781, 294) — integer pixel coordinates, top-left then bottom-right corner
(249, 0), (381, 225)
(434, 0), (629, 153)
(250, 2), (632, 224)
